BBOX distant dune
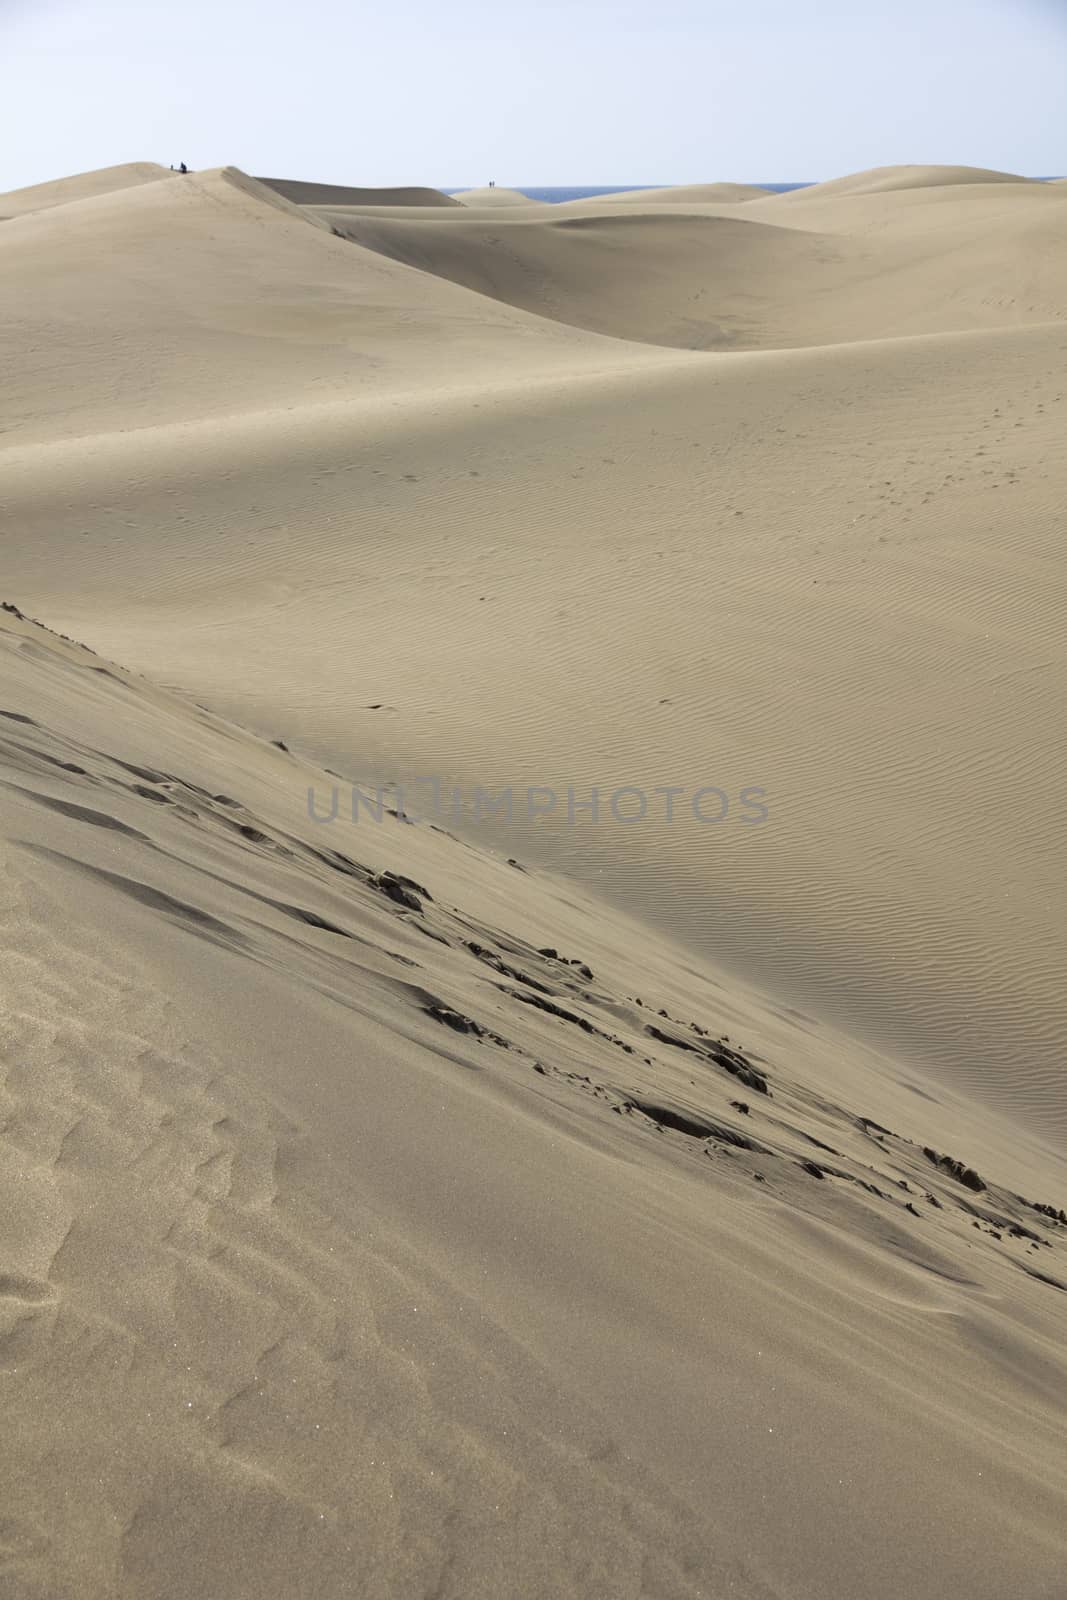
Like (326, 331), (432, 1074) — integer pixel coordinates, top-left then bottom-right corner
(331, 183), (1067, 349)
(330, 208), (850, 348)
(451, 186), (537, 206)
(0, 160), (176, 217)
(775, 161), (1036, 199)
(3, 156), (1067, 1600)
(574, 181), (770, 204)
(256, 175), (461, 207)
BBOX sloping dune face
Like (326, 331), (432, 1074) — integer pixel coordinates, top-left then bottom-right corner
(0, 166), (646, 443)
(1, 605), (1066, 1600)
(2, 160), (1067, 1596)
(327, 209), (851, 348)
(0, 160), (176, 217)
(325, 186), (1067, 347)
(256, 174), (462, 207)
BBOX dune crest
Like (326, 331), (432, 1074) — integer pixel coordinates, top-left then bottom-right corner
(0, 160), (177, 217)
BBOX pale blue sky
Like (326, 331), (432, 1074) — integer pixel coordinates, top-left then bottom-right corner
(2, 0), (1063, 192)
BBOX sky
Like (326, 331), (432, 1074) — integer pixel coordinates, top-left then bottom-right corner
(2, 0), (1064, 193)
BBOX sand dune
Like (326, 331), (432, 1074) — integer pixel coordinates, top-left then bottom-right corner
(3, 163), (1066, 1151)
(0, 160), (177, 218)
(327, 208), (847, 348)
(772, 161), (1037, 199)
(325, 189), (1067, 347)
(5, 166), (1061, 448)
(8, 322), (1064, 1154)
(744, 169), (1067, 234)
(1, 603), (1065, 1599)
(3, 157), (1066, 1597)
(3, 162), (1065, 1135)
(573, 180), (770, 204)
(257, 175), (461, 207)
(0, 165), (654, 445)
(452, 186), (537, 206)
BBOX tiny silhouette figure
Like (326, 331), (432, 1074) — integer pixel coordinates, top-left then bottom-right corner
(179, 162), (188, 174)
(489, 180), (494, 188)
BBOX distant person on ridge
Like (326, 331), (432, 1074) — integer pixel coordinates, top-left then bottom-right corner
(179, 162), (188, 174)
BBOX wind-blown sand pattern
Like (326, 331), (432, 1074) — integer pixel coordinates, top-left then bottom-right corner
(1, 160), (1065, 1598)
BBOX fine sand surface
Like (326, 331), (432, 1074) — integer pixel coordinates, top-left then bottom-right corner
(2, 160), (1066, 1597)
(2, 603), (1065, 1600)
